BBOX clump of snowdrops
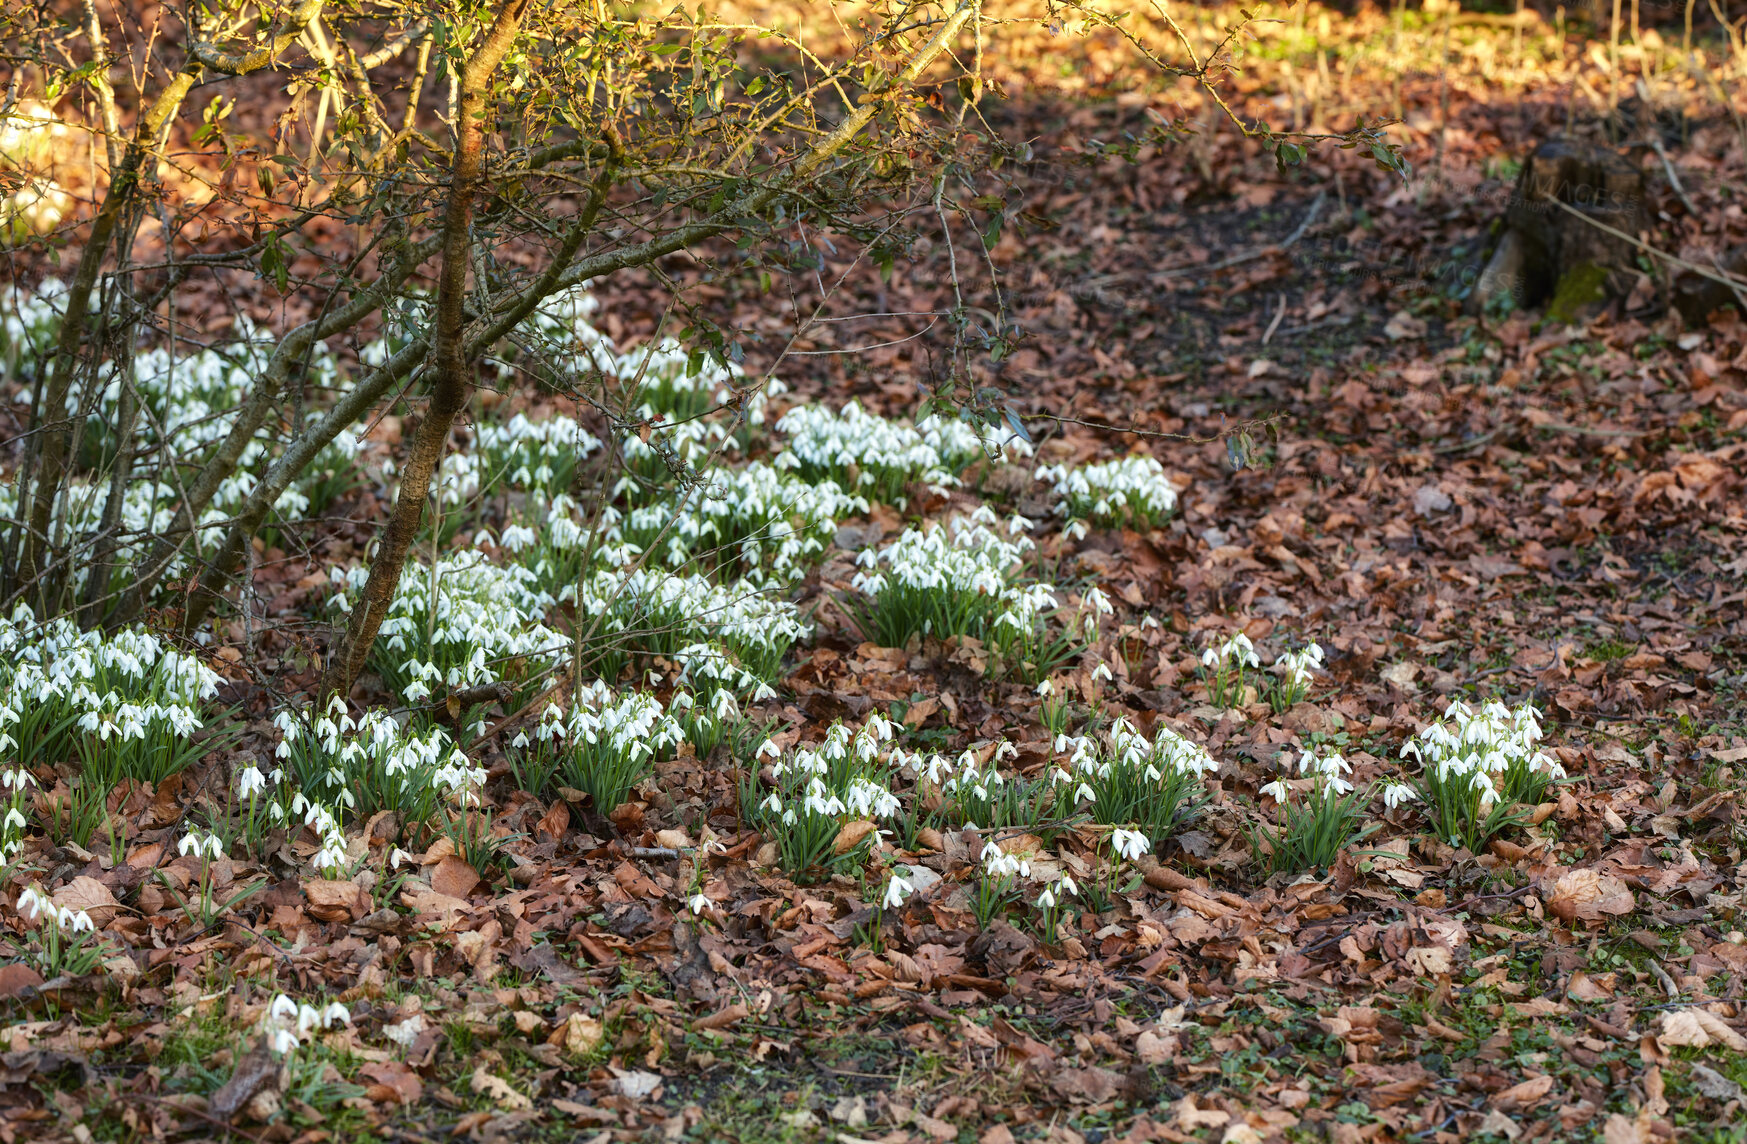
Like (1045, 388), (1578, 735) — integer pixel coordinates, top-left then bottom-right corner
(741, 715), (903, 884)
(507, 682), (684, 813)
(775, 401), (1030, 505)
(327, 551), (568, 709)
(849, 509), (1089, 681)
(1403, 698), (1564, 853)
(1035, 454), (1178, 529)
(10, 885), (107, 978)
(1248, 748), (1417, 874)
(0, 606), (224, 788)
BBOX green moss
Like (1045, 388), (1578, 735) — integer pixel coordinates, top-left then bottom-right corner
(1547, 263), (1609, 324)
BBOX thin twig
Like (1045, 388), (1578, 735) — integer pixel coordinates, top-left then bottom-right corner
(1646, 135), (1700, 216)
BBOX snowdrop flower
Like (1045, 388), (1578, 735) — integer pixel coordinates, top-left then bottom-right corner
(1035, 679), (1054, 697)
(1110, 828), (1151, 862)
(322, 1002), (351, 1027)
(883, 873), (914, 910)
(1381, 783), (1418, 810)
(3, 807), (25, 831)
(382, 1013), (425, 1048)
(390, 848), (416, 870)
(179, 832), (223, 860)
(270, 995), (300, 1023)
(1091, 663), (1113, 684)
(689, 893), (711, 915)
(1258, 780), (1290, 803)
(237, 765), (266, 799)
(756, 739), (782, 760)
(1058, 874), (1079, 898)
(16, 885), (50, 921)
(1037, 886), (1058, 909)
(268, 1028), (300, 1055)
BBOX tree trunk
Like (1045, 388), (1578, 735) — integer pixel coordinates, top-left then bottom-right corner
(319, 0), (533, 701)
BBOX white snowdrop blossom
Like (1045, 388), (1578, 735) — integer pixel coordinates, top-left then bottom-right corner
(1110, 828), (1152, 862)
(16, 885), (50, 922)
(1381, 783), (1419, 810)
(883, 873), (914, 910)
(262, 994), (350, 1057)
(1273, 643), (1325, 693)
(179, 832), (224, 860)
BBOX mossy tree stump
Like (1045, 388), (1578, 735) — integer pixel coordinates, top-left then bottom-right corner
(1471, 139), (1646, 321)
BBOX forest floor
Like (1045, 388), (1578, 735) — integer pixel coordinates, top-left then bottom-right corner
(5, 4), (1747, 1144)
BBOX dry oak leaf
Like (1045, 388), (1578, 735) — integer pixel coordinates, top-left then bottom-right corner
(430, 855), (482, 900)
(612, 1067), (663, 1100)
(1049, 1065), (1123, 1104)
(358, 1060), (422, 1105)
(695, 1003), (750, 1032)
(469, 1066), (532, 1111)
(1546, 868), (1634, 924)
(1134, 1030), (1173, 1066)
(1603, 1109), (1655, 1144)
(549, 1012), (605, 1055)
(1405, 944), (1453, 976)
(1658, 1009), (1747, 1053)
(1490, 1073), (1555, 1112)
(398, 884), (471, 926)
(303, 878), (369, 923)
(1175, 1094), (1230, 1130)
(832, 819), (876, 855)
(208, 1036), (285, 1122)
(0, 963), (44, 999)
